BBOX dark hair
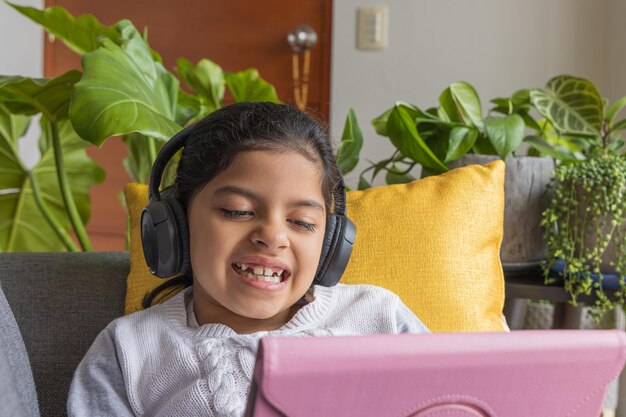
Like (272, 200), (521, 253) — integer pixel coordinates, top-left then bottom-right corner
(142, 102), (340, 309)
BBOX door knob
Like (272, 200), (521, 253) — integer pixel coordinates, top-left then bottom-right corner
(287, 25), (318, 53)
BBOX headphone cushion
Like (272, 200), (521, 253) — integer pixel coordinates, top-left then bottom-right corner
(315, 215), (338, 285)
(165, 197), (191, 275)
(140, 197), (190, 278)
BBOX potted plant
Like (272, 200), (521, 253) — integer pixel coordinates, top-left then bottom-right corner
(537, 75), (626, 320)
(0, 71), (105, 252)
(0, 3), (280, 252)
(337, 81), (561, 266)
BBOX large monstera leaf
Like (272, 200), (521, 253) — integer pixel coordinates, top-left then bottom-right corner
(8, 2), (163, 62)
(70, 21), (181, 146)
(7, 2), (119, 55)
(530, 75), (603, 136)
(0, 110), (104, 252)
(0, 71), (82, 121)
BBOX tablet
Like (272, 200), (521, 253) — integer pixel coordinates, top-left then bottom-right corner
(244, 330), (626, 417)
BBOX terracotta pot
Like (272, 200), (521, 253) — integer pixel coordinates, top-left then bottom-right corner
(448, 155), (555, 266)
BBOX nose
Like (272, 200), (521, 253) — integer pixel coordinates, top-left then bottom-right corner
(250, 217), (290, 251)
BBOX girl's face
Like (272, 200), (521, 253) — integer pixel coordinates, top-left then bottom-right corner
(187, 149), (327, 333)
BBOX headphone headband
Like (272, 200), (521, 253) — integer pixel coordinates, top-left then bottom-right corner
(148, 125), (195, 202)
(148, 124), (348, 216)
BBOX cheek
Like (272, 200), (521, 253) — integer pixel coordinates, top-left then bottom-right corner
(188, 216), (230, 270)
(297, 231), (326, 272)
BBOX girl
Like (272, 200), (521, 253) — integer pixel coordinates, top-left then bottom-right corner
(67, 102), (429, 417)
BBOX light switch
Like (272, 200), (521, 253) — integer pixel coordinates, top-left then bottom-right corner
(357, 5), (389, 50)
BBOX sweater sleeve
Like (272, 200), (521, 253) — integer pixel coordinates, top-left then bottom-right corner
(395, 298), (430, 334)
(67, 325), (135, 417)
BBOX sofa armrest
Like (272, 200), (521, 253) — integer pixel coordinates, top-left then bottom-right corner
(0, 252), (129, 417)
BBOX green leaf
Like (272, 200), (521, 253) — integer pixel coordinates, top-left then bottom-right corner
(519, 110), (544, 136)
(7, 2), (120, 55)
(530, 75), (603, 136)
(490, 97), (513, 115)
(0, 115), (104, 251)
(510, 89), (531, 107)
(372, 102), (435, 138)
(337, 108), (363, 175)
(175, 89), (204, 126)
(523, 136), (578, 162)
(69, 21), (181, 146)
(176, 57), (225, 113)
(0, 71), (82, 122)
(372, 107), (393, 137)
(385, 164), (415, 184)
(387, 104), (447, 173)
(445, 126), (478, 163)
(490, 90), (531, 115)
(484, 114), (525, 159)
(608, 138), (625, 152)
(472, 133), (498, 155)
(611, 118), (626, 132)
(450, 81), (483, 129)
(606, 96), (626, 126)
(438, 87), (463, 123)
(0, 104), (29, 187)
(224, 68), (280, 103)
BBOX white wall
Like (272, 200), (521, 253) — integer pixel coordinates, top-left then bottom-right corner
(607, 0), (626, 103)
(0, 0), (44, 169)
(0, 0), (43, 77)
(330, 0), (616, 187)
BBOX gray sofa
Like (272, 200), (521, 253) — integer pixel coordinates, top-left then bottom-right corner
(1, 252), (623, 417)
(0, 252), (129, 417)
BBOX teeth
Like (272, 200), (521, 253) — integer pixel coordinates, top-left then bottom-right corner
(234, 262), (284, 283)
(235, 262), (284, 277)
(244, 271), (280, 283)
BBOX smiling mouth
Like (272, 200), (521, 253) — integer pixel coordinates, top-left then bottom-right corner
(231, 262), (289, 283)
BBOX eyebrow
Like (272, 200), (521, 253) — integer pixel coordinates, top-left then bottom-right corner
(214, 186), (325, 211)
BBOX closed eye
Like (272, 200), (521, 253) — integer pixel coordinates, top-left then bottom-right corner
(290, 220), (317, 232)
(221, 209), (253, 219)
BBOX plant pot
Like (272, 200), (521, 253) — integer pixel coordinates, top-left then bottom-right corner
(568, 184), (626, 274)
(448, 155), (555, 266)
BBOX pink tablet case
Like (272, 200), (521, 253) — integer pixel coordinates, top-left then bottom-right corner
(245, 330), (626, 417)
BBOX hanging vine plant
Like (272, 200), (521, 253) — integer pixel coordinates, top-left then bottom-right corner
(536, 75), (626, 320)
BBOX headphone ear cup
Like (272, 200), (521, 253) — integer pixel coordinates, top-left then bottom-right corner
(140, 198), (190, 278)
(165, 197), (191, 275)
(314, 215), (355, 287)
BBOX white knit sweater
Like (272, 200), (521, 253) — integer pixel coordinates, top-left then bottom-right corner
(67, 284), (429, 417)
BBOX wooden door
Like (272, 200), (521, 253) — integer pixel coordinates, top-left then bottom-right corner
(44, 0), (333, 250)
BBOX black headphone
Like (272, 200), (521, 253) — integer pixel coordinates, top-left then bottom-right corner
(140, 124), (356, 287)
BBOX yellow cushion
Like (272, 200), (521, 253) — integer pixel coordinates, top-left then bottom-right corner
(342, 160), (505, 332)
(123, 161), (506, 331)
